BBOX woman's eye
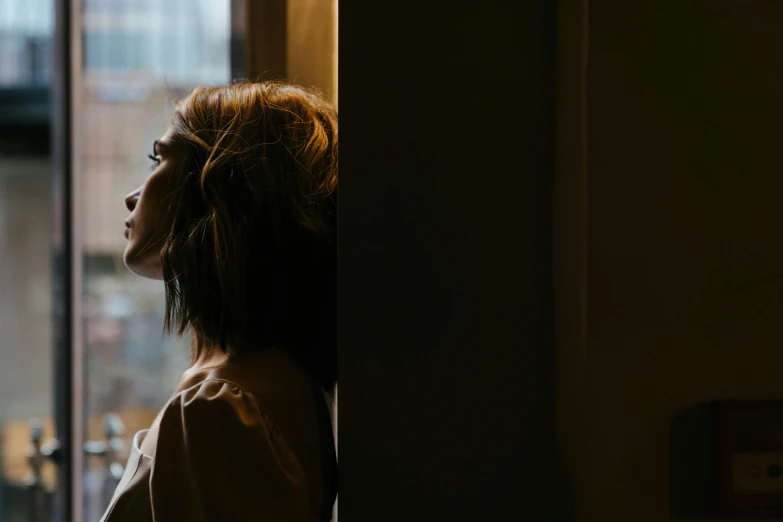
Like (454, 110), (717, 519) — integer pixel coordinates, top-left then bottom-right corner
(147, 153), (160, 169)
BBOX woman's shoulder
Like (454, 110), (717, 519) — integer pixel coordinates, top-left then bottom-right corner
(139, 377), (279, 454)
(140, 349), (336, 521)
(169, 347), (325, 440)
(172, 378), (271, 421)
(138, 378), (314, 522)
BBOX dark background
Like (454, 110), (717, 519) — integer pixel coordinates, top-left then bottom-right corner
(339, 1), (565, 520)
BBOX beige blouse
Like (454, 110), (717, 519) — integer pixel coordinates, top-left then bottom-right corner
(100, 347), (337, 522)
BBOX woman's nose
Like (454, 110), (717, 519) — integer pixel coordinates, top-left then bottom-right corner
(125, 188), (141, 212)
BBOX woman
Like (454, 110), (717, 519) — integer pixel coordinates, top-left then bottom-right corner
(101, 81), (338, 521)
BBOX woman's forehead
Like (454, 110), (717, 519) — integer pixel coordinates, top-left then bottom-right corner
(157, 128), (177, 148)
(155, 128), (185, 156)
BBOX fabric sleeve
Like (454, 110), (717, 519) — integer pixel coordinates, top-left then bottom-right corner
(148, 380), (311, 522)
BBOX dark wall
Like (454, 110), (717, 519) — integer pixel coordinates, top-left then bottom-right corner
(339, 1), (567, 520)
(561, 1), (783, 521)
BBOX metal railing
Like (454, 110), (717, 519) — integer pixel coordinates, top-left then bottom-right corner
(23, 414), (126, 522)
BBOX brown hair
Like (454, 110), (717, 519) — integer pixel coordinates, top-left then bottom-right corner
(162, 81), (337, 391)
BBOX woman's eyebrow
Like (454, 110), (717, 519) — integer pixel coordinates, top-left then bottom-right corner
(153, 139), (170, 156)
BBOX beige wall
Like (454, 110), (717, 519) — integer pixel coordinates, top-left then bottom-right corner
(287, 0), (337, 105)
(557, 1), (783, 520)
(246, 0), (337, 105)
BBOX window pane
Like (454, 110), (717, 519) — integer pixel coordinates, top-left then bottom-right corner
(77, 1), (231, 520)
(0, 0), (56, 519)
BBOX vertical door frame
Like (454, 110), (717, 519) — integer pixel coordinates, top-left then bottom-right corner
(553, 0), (590, 513)
(52, 0), (83, 520)
(230, 0), (248, 80)
(244, 0), (287, 80)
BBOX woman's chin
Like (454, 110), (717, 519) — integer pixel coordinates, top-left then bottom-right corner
(123, 245), (164, 280)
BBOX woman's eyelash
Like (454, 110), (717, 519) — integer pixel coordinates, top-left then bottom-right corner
(147, 153), (159, 168)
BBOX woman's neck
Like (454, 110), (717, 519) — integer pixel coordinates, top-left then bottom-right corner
(190, 333), (229, 371)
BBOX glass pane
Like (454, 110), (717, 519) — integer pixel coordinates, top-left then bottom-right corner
(76, 1), (232, 520)
(0, 0), (56, 520)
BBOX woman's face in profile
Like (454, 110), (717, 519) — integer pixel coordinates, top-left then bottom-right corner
(123, 128), (184, 279)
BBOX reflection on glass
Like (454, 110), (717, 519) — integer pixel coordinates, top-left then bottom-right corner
(78, 1), (231, 520)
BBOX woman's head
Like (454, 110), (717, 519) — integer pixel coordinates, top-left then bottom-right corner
(123, 81), (338, 389)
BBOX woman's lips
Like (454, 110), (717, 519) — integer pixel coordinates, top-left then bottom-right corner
(124, 228), (130, 239)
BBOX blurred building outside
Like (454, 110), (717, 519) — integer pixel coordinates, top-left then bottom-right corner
(0, 0), (232, 520)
